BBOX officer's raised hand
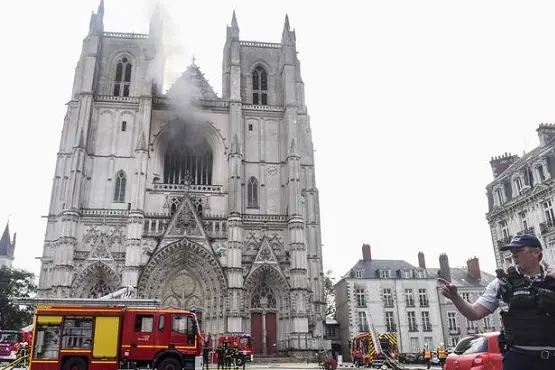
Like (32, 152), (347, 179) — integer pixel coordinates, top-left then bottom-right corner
(437, 278), (458, 300)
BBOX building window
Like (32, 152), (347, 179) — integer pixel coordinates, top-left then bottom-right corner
(544, 200), (555, 225)
(379, 269), (391, 278)
(500, 220), (510, 239)
(134, 314), (154, 332)
(407, 312), (417, 331)
(385, 312), (396, 332)
(449, 337), (460, 347)
(404, 289), (415, 307)
(421, 311), (431, 331)
(514, 176), (523, 194)
(519, 211), (529, 232)
(248, 123), (253, 131)
(121, 121), (127, 132)
(247, 177), (259, 208)
(252, 66), (268, 105)
(113, 56), (132, 97)
(537, 164), (546, 182)
(355, 269), (363, 278)
(462, 292), (471, 302)
(355, 289), (366, 307)
(483, 316), (492, 330)
(447, 312), (458, 331)
(424, 336), (433, 349)
(418, 289), (429, 307)
(114, 171), (126, 202)
(494, 188), (504, 206)
(382, 289), (393, 307)
(358, 311), (369, 332)
(467, 319), (476, 331)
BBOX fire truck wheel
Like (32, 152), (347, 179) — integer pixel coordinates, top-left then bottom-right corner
(158, 357), (181, 370)
(63, 357), (87, 370)
(236, 357), (244, 367)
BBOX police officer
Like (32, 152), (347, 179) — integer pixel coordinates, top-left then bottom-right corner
(438, 234), (555, 370)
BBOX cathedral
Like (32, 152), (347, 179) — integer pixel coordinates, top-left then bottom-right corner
(37, 1), (327, 355)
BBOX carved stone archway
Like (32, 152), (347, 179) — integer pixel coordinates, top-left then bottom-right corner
(72, 261), (121, 298)
(243, 264), (290, 355)
(137, 238), (227, 334)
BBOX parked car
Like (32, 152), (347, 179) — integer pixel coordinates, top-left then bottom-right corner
(445, 332), (503, 370)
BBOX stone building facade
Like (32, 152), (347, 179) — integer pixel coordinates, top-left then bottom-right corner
(334, 245), (444, 358)
(486, 124), (555, 269)
(36, 1), (326, 354)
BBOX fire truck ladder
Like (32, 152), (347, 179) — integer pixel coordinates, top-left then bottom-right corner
(365, 312), (406, 370)
(11, 286), (161, 307)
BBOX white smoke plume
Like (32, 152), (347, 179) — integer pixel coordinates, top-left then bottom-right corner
(144, 0), (207, 126)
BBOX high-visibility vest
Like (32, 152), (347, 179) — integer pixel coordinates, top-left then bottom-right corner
(424, 351), (432, 359)
(438, 350), (447, 358)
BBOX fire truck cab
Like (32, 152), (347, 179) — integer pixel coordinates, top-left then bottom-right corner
(26, 303), (202, 370)
(0, 330), (20, 362)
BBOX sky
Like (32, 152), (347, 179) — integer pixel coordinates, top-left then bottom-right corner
(2, 0), (555, 280)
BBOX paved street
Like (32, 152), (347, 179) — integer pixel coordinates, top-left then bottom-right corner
(234, 363), (429, 370)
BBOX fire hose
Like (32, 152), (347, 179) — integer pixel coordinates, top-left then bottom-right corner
(0, 355), (29, 370)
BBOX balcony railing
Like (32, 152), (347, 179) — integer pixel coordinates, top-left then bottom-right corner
(496, 236), (513, 249)
(408, 325), (418, 332)
(423, 324), (432, 332)
(386, 325), (397, 332)
(449, 328), (460, 335)
(419, 300), (429, 307)
(467, 327), (478, 334)
(540, 220), (555, 235)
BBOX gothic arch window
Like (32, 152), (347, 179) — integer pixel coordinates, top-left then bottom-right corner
(89, 280), (111, 298)
(251, 281), (276, 309)
(192, 197), (204, 217)
(252, 66), (268, 105)
(164, 128), (213, 185)
(114, 171), (127, 202)
(113, 56), (132, 97)
(247, 177), (259, 208)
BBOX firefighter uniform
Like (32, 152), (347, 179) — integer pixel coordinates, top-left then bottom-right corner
(216, 346), (226, 370)
(475, 235), (555, 370)
(423, 348), (432, 369)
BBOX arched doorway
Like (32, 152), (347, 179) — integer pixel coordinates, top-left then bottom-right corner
(137, 238), (227, 334)
(244, 264), (290, 355)
(71, 261), (121, 298)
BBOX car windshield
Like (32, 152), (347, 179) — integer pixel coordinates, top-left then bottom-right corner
(453, 336), (488, 355)
(0, 333), (17, 343)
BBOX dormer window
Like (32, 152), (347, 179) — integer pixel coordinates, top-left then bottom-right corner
(537, 165), (546, 182)
(379, 269), (391, 278)
(354, 269), (363, 278)
(514, 176), (523, 194)
(494, 188), (504, 206)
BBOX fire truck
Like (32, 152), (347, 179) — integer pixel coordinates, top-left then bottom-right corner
(352, 332), (399, 368)
(0, 330), (20, 362)
(12, 286), (203, 370)
(217, 333), (253, 362)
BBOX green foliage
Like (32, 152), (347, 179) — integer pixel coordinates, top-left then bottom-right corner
(0, 267), (37, 330)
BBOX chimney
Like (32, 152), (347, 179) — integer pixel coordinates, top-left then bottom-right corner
(362, 244), (372, 262)
(467, 256), (481, 280)
(489, 152), (519, 178)
(417, 251), (426, 269)
(438, 253), (451, 282)
(537, 123), (555, 146)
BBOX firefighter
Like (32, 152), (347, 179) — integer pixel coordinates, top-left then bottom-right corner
(203, 339), (210, 370)
(224, 341), (233, 369)
(216, 345), (226, 370)
(437, 344), (447, 367)
(438, 234), (555, 370)
(231, 342), (240, 369)
(423, 345), (432, 369)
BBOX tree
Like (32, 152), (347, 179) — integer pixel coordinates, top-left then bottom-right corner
(324, 269), (336, 319)
(0, 266), (36, 329)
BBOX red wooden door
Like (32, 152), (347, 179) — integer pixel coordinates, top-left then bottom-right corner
(265, 312), (277, 354)
(250, 313), (262, 355)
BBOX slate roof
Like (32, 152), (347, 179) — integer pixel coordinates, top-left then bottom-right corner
(343, 259), (434, 279)
(426, 267), (496, 288)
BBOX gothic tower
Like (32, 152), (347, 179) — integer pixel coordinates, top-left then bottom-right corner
(37, 2), (326, 354)
(0, 223), (16, 268)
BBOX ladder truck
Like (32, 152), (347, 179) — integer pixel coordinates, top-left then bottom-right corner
(6, 286), (203, 370)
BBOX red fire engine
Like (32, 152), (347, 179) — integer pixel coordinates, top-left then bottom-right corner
(217, 333), (253, 362)
(13, 287), (204, 370)
(0, 330), (20, 362)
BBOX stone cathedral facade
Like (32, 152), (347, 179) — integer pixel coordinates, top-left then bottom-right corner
(37, 1), (327, 354)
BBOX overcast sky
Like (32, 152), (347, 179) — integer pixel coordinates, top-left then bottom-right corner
(2, 0), (555, 279)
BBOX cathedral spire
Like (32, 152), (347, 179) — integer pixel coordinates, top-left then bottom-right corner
(149, 2), (164, 41)
(88, 0), (105, 35)
(281, 14), (292, 45)
(98, 0), (105, 17)
(0, 222), (14, 259)
(229, 10), (240, 39)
